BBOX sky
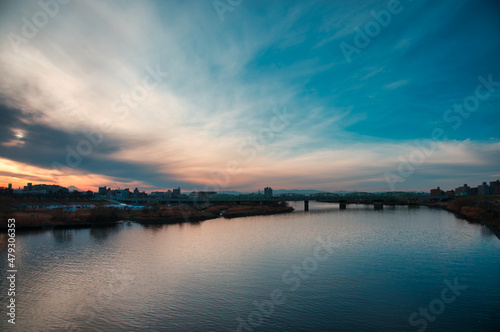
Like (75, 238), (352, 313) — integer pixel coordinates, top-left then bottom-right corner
(0, 0), (499, 193)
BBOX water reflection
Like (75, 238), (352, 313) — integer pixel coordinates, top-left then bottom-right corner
(1, 204), (500, 331)
(0, 233), (6, 251)
(140, 223), (168, 232)
(53, 229), (74, 244)
(89, 224), (120, 242)
(139, 219), (204, 232)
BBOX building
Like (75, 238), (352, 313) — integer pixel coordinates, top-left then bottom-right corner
(468, 187), (478, 196)
(151, 190), (172, 198)
(478, 182), (489, 196)
(489, 180), (500, 195)
(22, 183), (69, 194)
(98, 186), (107, 195)
(172, 187), (181, 198)
(264, 187), (273, 198)
(430, 187), (445, 196)
(116, 189), (130, 199)
(454, 184), (469, 196)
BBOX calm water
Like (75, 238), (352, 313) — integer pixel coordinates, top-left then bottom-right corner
(1, 202), (500, 331)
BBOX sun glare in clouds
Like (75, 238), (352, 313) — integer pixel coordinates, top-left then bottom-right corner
(0, 0), (499, 192)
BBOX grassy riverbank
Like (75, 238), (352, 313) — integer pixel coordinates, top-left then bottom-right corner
(0, 202), (295, 230)
(129, 203), (294, 224)
(438, 197), (500, 236)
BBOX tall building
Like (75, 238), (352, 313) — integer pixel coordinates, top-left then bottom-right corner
(264, 187), (273, 198)
(172, 187), (181, 198)
(489, 180), (500, 195)
(98, 186), (107, 195)
(478, 182), (489, 196)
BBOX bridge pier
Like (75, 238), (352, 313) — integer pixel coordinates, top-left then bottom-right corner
(304, 200), (309, 211)
(339, 202), (347, 209)
(374, 202), (383, 210)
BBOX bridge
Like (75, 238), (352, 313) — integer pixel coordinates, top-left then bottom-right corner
(114, 192), (442, 211)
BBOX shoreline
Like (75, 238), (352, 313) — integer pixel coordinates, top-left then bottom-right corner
(421, 197), (500, 239)
(428, 202), (500, 239)
(0, 203), (295, 231)
(2, 199), (499, 238)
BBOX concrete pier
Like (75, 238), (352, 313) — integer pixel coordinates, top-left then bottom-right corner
(304, 200), (309, 211)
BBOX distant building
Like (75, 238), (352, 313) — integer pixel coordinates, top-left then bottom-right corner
(468, 187), (478, 196)
(478, 182), (489, 196)
(116, 189), (130, 198)
(430, 187), (445, 196)
(98, 186), (107, 195)
(152, 190), (173, 198)
(172, 187), (181, 198)
(446, 190), (455, 198)
(455, 184), (469, 196)
(0, 186), (12, 194)
(22, 183), (69, 194)
(489, 180), (500, 195)
(264, 187), (273, 198)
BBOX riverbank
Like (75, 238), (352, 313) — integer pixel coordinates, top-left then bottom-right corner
(426, 197), (500, 237)
(130, 203), (294, 224)
(0, 203), (295, 230)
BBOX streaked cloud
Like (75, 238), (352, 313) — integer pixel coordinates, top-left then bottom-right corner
(0, 0), (499, 192)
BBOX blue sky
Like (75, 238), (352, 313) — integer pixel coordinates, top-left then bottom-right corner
(0, 0), (499, 192)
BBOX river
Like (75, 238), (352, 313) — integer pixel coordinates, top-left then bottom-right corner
(1, 201), (500, 331)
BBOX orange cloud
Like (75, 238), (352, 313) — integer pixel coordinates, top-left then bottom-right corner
(0, 157), (152, 192)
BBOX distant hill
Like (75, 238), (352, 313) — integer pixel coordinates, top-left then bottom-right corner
(67, 185), (83, 192)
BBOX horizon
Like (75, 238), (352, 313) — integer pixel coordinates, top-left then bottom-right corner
(1, 0), (500, 193)
(5, 179), (499, 195)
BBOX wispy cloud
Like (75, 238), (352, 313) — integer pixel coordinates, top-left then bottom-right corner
(0, 0), (499, 192)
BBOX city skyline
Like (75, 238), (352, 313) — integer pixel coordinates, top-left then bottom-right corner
(1, 0), (500, 193)
(4, 177), (499, 197)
